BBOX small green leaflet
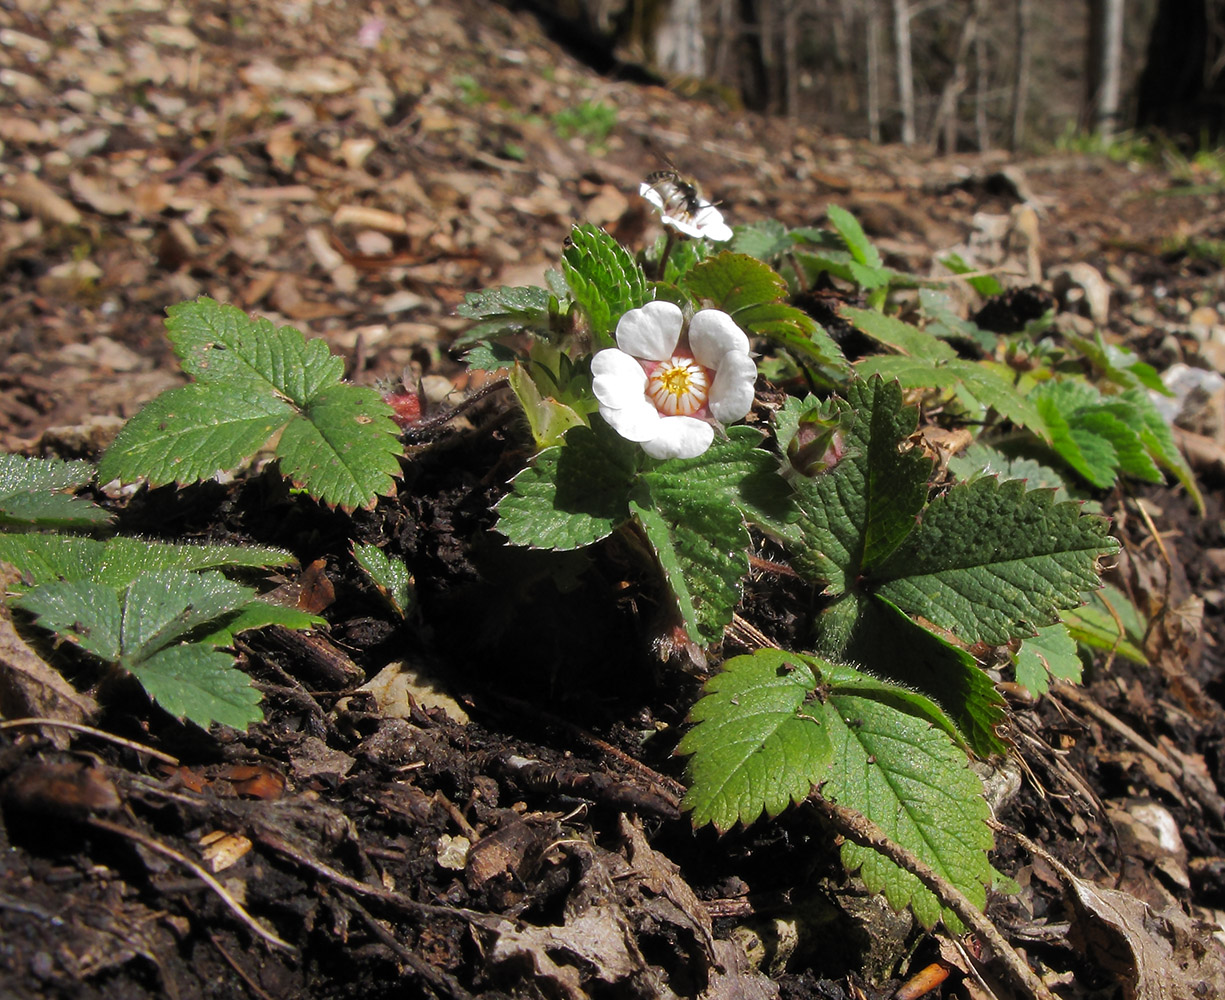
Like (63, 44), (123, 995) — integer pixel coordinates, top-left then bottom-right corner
(14, 570), (266, 729)
(940, 252), (1004, 297)
(682, 253), (848, 371)
(454, 285), (552, 347)
(870, 476), (1119, 646)
(353, 541), (415, 618)
(561, 224), (649, 347)
(496, 422), (640, 550)
(1061, 583), (1147, 664)
(0, 454), (111, 529)
(826, 204), (883, 270)
(820, 678), (995, 932)
(678, 649), (829, 829)
(1013, 622), (1082, 695)
(840, 305), (957, 361)
(99, 298), (401, 510)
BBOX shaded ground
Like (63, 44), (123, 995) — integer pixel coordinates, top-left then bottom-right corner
(4, 2), (1225, 998)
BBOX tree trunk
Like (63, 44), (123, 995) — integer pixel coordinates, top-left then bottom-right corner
(931, 0), (978, 152)
(737, 0), (771, 111)
(654, 0), (706, 77)
(782, 0), (800, 118)
(1009, 0), (1031, 150)
(1137, 0), (1224, 141)
(867, 0), (883, 143)
(892, 0), (916, 144)
(973, 0), (989, 148)
(1087, 0), (1125, 136)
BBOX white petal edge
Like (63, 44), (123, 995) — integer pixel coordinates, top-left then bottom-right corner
(615, 301), (683, 361)
(708, 351), (758, 423)
(599, 399), (661, 442)
(640, 416), (714, 460)
(689, 309), (750, 368)
(692, 204), (733, 242)
(639, 183), (665, 210)
(591, 349), (647, 407)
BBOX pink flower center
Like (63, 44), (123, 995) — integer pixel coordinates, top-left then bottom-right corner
(645, 355), (711, 416)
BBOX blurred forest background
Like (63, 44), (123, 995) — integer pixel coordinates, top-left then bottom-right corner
(521, 0), (1225, 153)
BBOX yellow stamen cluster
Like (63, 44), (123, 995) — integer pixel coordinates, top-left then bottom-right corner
(647, 357), (709, 416)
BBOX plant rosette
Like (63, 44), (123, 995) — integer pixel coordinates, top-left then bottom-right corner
(591, 301), (757, 459)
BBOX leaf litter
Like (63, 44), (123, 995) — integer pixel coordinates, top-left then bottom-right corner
(3, 0), (1225, 997)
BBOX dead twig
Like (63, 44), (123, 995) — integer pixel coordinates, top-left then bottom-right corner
(86, 816), (294, 951)
(806, 794), (1059, 1000)
(1054, 681), (1225, 827)
(0, 717), (180, 766)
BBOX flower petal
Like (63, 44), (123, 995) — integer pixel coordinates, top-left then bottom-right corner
(615, 301), (683, 361)
(691, 203), (732, 242)
(641, 416), (714, 459)
(708, 350), (758, 423)
(638, 182), (665, 211)
(591, 348), (647, 407)
(599, 399), (661, 442)
(689, 309), (750, 368)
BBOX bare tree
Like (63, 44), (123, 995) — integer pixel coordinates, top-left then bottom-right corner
(654, 0), (706, 77)
(1087, 0), (1126, 135)
(1009, 0), (1031, 150)
(973, 0), (989, 148)
(892, 0), (916, 144)
(931, 0), (979, 152)
(866, 0), (883, 142)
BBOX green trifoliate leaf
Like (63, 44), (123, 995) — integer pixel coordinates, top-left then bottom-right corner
(128, 643), (263, 730)
(1013, 622), (1082, 695)
(855, 355), (1044, 434)
(1066, 331), (1168, 394)
(496, 421), (640, 550)
(0, 455), (111, 529)
(840, 306), (957, 361)
(0, 533), (295, 590)
(735, 301), (848, 372)
(918, 289), (999, 352)
(870, 476), (1118, 646)
(353, 541), (414, 618)
(678, 649), (831, 831)
(820, 675), (995, 932)
(791, 377), (931, 590)
(15, 570), (267, 730)
(561, 224), (649, 347)
(454, 284), (552, 347)
(99, 298), (400, 510)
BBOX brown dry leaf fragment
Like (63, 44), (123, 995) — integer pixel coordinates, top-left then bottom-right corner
(199, 830), (254, 873)
(333, 204), (408, 234)
(1, 173), (82, 226)
(223, 764), (286, 801)
(1066, 870), (1225, 1000)
(68, 171), (134, 216)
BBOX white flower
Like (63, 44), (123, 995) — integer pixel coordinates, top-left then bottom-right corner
(639, 178), (733, 242)
(591, 301), (757, 459)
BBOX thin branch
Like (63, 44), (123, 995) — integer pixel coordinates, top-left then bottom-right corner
(0, 717), (180, 766)
(87, 816), (294, 951)
(806, 794), (1059, 1000)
